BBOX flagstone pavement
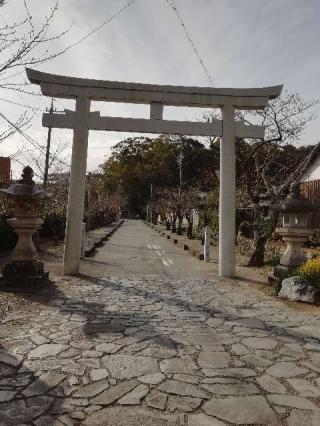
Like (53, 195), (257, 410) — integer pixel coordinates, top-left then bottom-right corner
(2, 272), (320, 425)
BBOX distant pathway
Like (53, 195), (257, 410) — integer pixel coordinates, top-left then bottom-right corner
(82, 219), (217, 280)
(1, 220), (320, 425)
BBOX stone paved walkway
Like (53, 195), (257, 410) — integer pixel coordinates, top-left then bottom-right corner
(2, 271), (320, 425)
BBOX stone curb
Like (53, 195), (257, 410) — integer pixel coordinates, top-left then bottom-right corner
(83, 220), (124, 257)
(143, 221), (205, 262)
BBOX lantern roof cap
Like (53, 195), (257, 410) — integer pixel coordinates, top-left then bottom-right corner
(0, 166), (49, 199)
(271, 181), (316, 213)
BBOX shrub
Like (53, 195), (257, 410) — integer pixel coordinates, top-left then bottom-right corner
(265, 253), (281, 267)
(0, 220), (17, 251)
(298, 258), (320, 287)
(40, 214), (66, 239)
(308, 229), (320, 247)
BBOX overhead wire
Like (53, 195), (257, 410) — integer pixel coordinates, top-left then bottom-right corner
(0, 110), (71, 170)
(1, 0), (137, 167)
(165, 0), (214, 86)
(0, 97), (43, 111)
(0, 6), (50, 113)
(14, 0), (137, 166)
(1, 0), (137, 115)
(55, 0), (136, 56)
(11, 157), (43, 179)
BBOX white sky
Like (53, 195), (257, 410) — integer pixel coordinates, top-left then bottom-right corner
(1, 0), (320, 178)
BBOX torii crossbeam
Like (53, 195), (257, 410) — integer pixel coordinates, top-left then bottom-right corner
(26, 68), (282, 277)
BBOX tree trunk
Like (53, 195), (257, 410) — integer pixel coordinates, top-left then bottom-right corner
(186, 212), (193, 239)
(152, 212), (158, 225)
(247, 207), (279, 267)
(177, 212), (183, 235)
(187, 221), (193, 239)
(248, 234), (267, 267)
(171, 214), (177, 233)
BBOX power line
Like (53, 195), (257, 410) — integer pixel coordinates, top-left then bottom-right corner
(0, 110), (71, 170)
(0, 97), (43, 111)
(165, 0), (214, 86)
(1, 1), (136, 113)
(11, 157), (43, 179)
(0, 86), (45, 97)
(0, 2), (138, 178)
(2, 1), (136, 114)
(0, 110), (45, 152)
(58, 0), (136, 56)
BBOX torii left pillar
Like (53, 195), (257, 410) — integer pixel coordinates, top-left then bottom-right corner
(63, 96), (91, 275)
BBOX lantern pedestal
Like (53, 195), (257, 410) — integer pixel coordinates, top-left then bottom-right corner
(276, 227), (313, 270)
(0, 166), (51, 292)
(2, 260), (49, 290)
(7, 217), (43, 261)
(1, 217), (49, 291)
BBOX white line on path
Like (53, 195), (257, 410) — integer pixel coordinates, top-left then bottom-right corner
(161, 258), (170, 267)
(146, 244), (172, 265)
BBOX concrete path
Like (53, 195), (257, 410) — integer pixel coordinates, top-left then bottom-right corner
(1, 220), (320, 425)
(82, 219), (217, 280)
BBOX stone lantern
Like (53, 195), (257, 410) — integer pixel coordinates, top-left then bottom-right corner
(271, 181), (315, 272)
(0, 166), (51, 290)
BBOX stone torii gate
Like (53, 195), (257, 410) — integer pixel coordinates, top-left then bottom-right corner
(26, 68), (282, 277)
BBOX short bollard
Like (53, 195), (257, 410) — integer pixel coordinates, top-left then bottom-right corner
(204, 226), (211, 262)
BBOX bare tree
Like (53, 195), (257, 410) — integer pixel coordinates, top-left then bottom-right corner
(237, 92), (319, 266)
(0, 1), (69, 92)
(153, 186), (203, 237)
(204, 91), (319, 266)
(245, 141), (320, 267)
(0, 0), (71, 176)
(21, 137), (70, 182)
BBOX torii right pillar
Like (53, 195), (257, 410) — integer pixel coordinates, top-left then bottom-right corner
(219, 105), (236, 277)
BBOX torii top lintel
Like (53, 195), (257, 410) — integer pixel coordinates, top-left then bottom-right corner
(26, 68), (282, 110)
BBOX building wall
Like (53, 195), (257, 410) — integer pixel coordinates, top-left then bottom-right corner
(0, 157), (11, 184)
(300, 154), (320, 182)
(300, 180), (320, 228)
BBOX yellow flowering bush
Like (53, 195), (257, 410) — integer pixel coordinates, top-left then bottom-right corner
(298, 258), (320, 287)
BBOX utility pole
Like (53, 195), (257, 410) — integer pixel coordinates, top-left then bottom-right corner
(43, 98), (54, 187)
